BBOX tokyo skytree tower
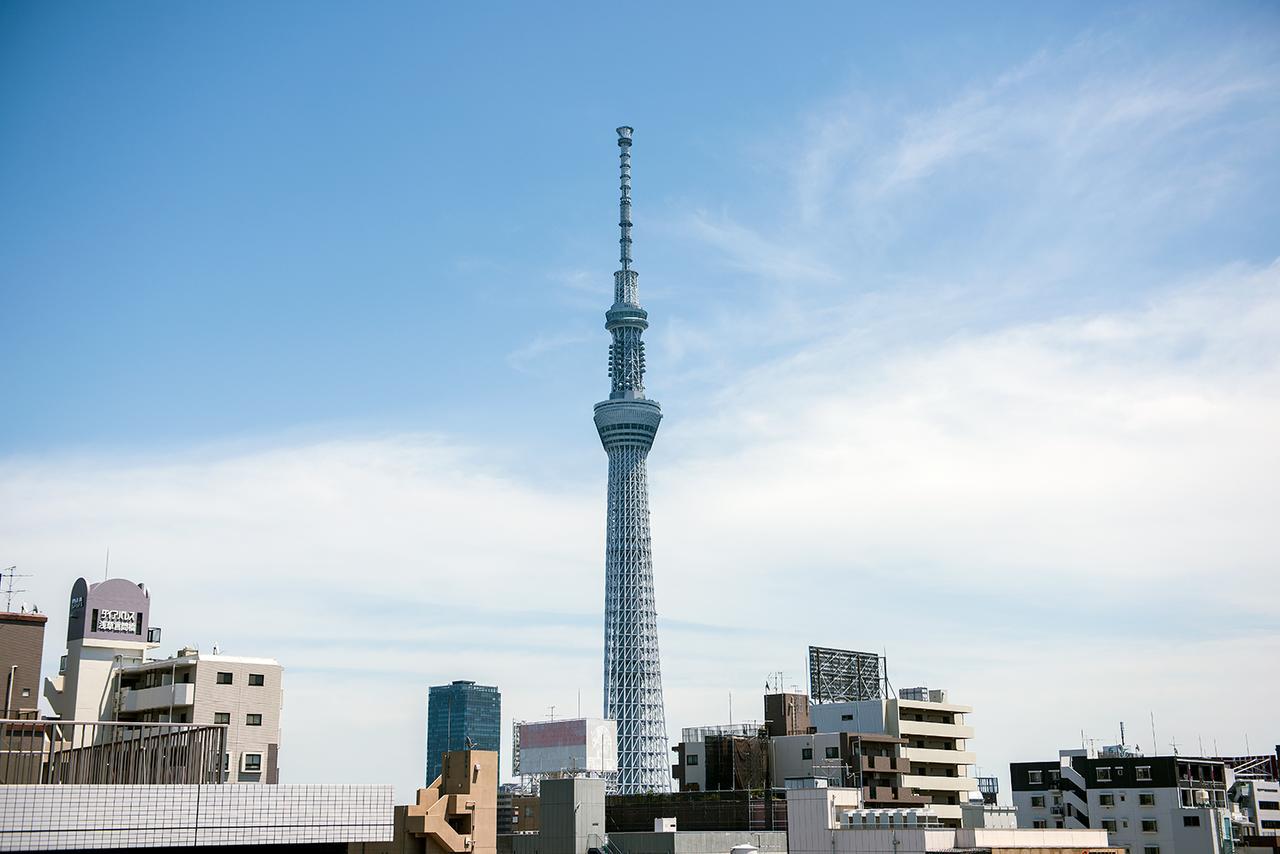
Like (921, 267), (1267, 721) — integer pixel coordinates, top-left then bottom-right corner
(594, 126), (670, 794)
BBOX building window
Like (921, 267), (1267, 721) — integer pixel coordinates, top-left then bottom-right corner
(1099, 793), (1115, 807)
(1144, 848), (1160, 854)
(1097, 767), (1112, 782)
(1139, 792), (1155, 806)
(214, 712), (230, 725)
(686, 754), (698, 766)
(1032, 820), (1047, 829)
(249, 673), (265, 686)
(841, 714), (853, 721)
(801, 747), (813, 760)
(825, 747), (839, 759)
(1136, 765), (1152, 781)
(1263, 820), (1280, 830)
(1031, 795), (1045, 808)
(1183, 816), (1201, 827)
(1028, 771), (1043, 784)
(216, 672), (233, 685)
(1102, 819), (1117, 832)
(246, 713), (263, 726)
(1259, 800), (1280, 811)
(242, 753), (262, 772)
(1142, 819), (1158, 833)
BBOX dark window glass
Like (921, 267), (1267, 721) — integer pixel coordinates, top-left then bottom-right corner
(216, 672), (233, 685)
(249, 673), (265, 686)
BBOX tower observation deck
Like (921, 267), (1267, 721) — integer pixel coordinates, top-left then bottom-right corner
(593, 126), (670, 794)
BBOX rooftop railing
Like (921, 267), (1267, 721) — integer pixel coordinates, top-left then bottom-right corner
(0, 719), (227, 785)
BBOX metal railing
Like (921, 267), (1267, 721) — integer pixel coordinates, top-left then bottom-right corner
(0, 719), (227, 785)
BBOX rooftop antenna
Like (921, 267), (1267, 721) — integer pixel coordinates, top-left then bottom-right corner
(1150, 713), (1157, 758)
(1169, 737), (1180, 756)
(547, 705), (555, 721)
(1, 566), (31, 612)
(104, 547), (110, 580)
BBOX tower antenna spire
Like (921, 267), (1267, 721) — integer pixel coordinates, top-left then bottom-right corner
(595, 126), (668, 793)
(617, 126), (633, 275)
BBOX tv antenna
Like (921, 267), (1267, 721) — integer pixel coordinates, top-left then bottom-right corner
(1, 566), (32, 612)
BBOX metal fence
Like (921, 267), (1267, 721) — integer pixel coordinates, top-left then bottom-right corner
(0, 719), (227, 785)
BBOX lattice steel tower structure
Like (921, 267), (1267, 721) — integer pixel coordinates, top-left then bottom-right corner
(594, 126), (670, 794)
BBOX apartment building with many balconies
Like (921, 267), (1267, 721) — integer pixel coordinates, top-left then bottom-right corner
(808, 688), (978, 826)
(1012, 748), (1233, 853)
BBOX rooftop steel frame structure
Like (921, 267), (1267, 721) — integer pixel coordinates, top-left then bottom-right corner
(595, 126), (669, 794)
(808, 646), (886, 704)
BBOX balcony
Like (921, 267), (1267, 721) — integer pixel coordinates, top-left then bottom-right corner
(861, 755), (909, 774)
(902, 747), (976, 766)
(901, 773), (979, 793)
(863, 785), (928, 805)
(118, 683), (195, 714)
(898, 719), (975, 739)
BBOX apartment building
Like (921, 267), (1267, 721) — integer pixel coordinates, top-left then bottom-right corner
(1012, 748), (1233, 853)
(769, 731), (929, 808)
(1, 606), (46, 717)
(808, 687), (978, 826)
(115, 648), (283, 783)
(43, 576), (283, 783)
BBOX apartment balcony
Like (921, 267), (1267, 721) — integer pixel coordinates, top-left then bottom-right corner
(863, 785), (928, 805)
(898, 719), (975, 739)
(118, 683), (195, 714)
(902, 747), (976, 766)
(861, 755), (909, 774)
(901, 774), (979, 793)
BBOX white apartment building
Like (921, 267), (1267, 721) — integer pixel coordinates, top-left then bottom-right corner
(43, 576), (284, 783)
(1230, 776), (1280, 838)
(807, 687), (978, 826)
(784, 777), (1117, 854)
(115, 648), (283, 782)
(1012, 748), (1233, 853)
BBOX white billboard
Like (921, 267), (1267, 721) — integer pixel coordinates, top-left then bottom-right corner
(514, 718), (617, 774)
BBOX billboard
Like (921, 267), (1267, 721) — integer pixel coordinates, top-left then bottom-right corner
(513, 718), (617, 775)
(808, 645), (884, 703)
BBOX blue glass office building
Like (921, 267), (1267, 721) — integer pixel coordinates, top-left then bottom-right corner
(425, 680), (501, 783)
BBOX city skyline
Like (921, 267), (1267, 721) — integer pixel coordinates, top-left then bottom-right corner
(2, 1), (1278, 805)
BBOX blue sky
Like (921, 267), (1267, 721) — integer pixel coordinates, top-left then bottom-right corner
(2, 2), (1278, 799)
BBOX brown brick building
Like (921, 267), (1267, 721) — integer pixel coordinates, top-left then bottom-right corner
(0, 609), (47, 717)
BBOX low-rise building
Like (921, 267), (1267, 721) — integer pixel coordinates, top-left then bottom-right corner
(115, 648), (283, 783)
(1012, 748), (1233, 852)
(786, 777), (1117, 854)
(42, 576), (283, 784)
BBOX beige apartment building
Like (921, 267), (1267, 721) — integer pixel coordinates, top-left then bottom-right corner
(115, 648), (283, 782)
(809, 688), (978, 826)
